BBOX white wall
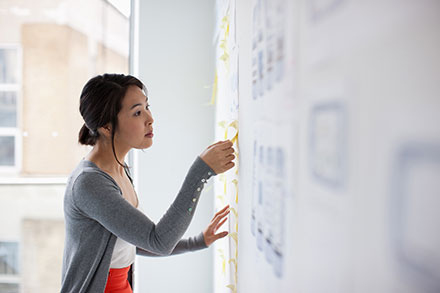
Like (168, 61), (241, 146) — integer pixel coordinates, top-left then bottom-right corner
(135, 1), (216, 292)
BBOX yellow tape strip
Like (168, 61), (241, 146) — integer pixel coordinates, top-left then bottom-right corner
(210, 71), (218, 105)
(229, 232), (238, 245)
(216, 194), (225, 206)
(232, 179), (238, 203)
(229, 207), (238, 218)
(226, 284), (236, 293)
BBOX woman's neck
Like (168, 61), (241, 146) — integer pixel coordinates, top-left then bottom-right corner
(85, 140), (128, 175)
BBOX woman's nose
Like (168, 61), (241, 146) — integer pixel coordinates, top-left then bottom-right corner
(146, 111), (154, 125)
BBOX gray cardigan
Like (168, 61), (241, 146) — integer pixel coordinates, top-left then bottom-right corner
(61, 156), (215, 292)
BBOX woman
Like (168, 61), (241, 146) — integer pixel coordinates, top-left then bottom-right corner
(61, 74), (235, 293)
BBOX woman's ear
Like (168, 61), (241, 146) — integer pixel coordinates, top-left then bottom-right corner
(98, 124), (112, 138)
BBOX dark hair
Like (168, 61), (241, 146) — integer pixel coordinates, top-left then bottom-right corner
(78, 73), (145, 167)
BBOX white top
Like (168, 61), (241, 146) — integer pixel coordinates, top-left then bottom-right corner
(110, 236), (136, 268)
(110, 201), (140, 269)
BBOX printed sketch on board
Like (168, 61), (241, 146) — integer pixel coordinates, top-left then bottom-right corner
(390, 143), (440, 292)
(309, 102), (347, 188)
(250, 122), (287, 278)
(251, 0), (286, 100)
(309, 0), (345, 23)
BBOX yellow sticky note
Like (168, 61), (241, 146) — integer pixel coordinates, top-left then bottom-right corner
(228, 120), (238, 130)
(218, 173), (227, 195)
(220, 51), (229, 62)
(229, 232), (238, 244)
(231, 131), (238, 144)
(229, 207), (238, 218)
(218, 120), (227, 129)
(216, 194), (225, 206)
(232, 179), (238, 203)
(226, 284), (236, 293)
(220, 39), (227, 50)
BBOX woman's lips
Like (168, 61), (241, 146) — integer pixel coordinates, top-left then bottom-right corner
(145, 132), (154, 138)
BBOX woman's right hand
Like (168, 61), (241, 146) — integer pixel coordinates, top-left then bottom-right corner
(199, 140), (235, 174)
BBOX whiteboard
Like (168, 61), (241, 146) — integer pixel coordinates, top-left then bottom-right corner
(212, 0), (440, 292)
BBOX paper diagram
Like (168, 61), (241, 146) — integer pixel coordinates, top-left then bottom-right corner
(309, 102), (347, 189)
(250, 124), (288, 278)
(390, 143), (440, 292)
(309, 0), (345, 22)
(251, 0), (287, 100)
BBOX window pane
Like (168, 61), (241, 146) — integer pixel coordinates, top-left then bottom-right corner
(0, 242), (19, 275)
(0, 91), (17, 127)
(0, 283), (19, 293)
(0, 137), (15, 166)
(0, 49), (18, 84)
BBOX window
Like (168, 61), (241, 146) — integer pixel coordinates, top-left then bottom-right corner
(0, 1), (130, 291)
(0, 241), (19, 293)
(0, 45), (21, 172)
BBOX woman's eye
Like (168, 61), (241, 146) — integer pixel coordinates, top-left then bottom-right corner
(134, 105), (150, 116)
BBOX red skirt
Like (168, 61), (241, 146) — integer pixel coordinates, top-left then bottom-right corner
(105, 266), (132, 293)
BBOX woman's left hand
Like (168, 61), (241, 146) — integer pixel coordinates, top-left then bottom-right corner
(203, 205), (230, 246)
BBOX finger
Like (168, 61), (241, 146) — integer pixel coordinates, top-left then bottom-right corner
(212, 208), (230, 226)
(214, 217), (228, 232)
(225, 154), (235, 161)
(219, 140), (233, 150)
(220, 139), (232, 144)
(215, 231), (229, 240)
(223, 161), (235, 171)
(219, 149), (235, 161)
(224, 147), (235, 154)
(212, 207), (230, 224)
(214, 205), (230, 217)
(208, 140), (225, 148)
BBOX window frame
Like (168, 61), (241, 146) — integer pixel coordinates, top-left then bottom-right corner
(0, 44), (22, 174)
(0, 240), (20, 290)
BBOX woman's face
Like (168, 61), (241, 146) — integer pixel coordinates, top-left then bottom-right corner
(114, 85), (154, 150)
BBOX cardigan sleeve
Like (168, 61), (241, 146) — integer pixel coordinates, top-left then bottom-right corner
(136, 231), (208, 257)
(71, 156), (215, 256)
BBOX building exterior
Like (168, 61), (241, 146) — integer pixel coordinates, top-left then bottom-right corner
(0, 1), (129, 291)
